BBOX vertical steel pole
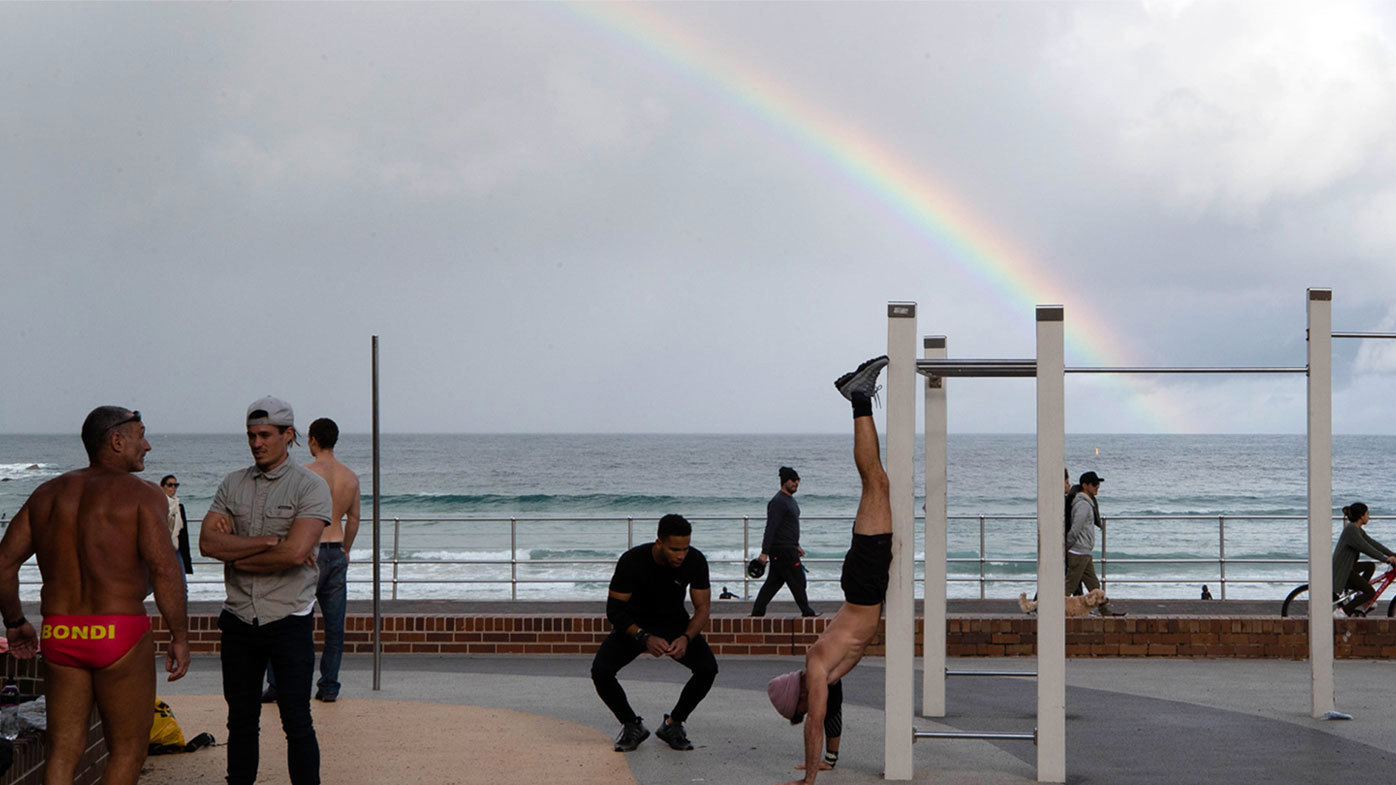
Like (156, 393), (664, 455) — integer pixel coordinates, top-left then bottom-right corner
(742, 516), (750, 599)
(1036, 305), (1066, 783)
(922, 336), (948, 718)
(1218, 516), (1227, 601)
(391, 518), (400, 601)
(510, 518), (518, 601)
(1308, 288), (1334, 717)
(979, 516), (986, 599)
(371, 335), (382, 691)
(884, 302), (917, 780)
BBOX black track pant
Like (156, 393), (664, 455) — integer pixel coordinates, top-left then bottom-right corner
(590, 629), (719, 725)
(751, 547), (815, 616)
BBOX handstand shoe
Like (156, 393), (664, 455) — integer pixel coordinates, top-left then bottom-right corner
(834, 355), (889, 401)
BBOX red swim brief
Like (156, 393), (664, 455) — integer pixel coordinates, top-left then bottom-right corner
(40, 614), (150, 669)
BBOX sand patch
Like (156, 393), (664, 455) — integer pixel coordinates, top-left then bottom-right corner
(139, 695), (636, 785)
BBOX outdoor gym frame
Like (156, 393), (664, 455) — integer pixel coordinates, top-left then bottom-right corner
(880, 290), (1353, 783)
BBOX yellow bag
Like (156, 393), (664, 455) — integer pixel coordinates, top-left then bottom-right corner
(148, 699), (186, 754)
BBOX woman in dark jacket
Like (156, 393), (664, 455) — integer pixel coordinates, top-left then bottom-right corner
(1331, 502), (1396, 616)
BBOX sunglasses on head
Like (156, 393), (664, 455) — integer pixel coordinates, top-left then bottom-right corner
(110, 410), (142, 430)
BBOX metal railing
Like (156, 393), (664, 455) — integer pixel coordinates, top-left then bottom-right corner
(2, 512), (1360, 600)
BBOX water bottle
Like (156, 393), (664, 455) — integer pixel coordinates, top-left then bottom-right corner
(0, 677), (20, 740)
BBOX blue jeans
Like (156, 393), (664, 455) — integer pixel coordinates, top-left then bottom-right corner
(221, 610), (320, 785)
(267, 544), (348, 697)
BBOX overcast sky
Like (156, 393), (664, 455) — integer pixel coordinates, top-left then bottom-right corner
(5, 1), (1396, 435)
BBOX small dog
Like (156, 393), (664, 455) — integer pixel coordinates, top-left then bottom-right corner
(1018, 588), (1108, 617)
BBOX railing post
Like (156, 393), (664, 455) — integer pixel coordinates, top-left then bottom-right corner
(979, 515), (986, 600)
(1099, 517), (1107, 592)
(742, 516), (750, 599)
(391, 518), (400, 601)
(1218, 515), (1227, 601)
(510, 517), (518, 601)
(627, 517), (634, 549)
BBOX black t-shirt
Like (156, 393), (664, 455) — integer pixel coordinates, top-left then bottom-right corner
(608, 544), (711, 631)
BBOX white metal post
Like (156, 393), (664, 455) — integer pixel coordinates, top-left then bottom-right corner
(1036, 306), (1066, 783)
(885, 302), (917, 780)
(922, 336), (948, 718)
(1307, 288), (1334, 717)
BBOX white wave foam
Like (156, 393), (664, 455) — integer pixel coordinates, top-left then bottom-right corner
(0, 463), (60, 481)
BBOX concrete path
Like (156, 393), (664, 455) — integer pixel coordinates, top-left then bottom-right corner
(150, 654), (1396, 784)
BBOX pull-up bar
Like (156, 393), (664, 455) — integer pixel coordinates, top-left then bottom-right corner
(1333, 332), (1396, 339)
(916, 359), (1308, 378)
(914, 729), (1037, 742)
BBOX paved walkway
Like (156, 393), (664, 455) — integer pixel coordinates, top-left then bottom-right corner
(149, 654), (1396, 784)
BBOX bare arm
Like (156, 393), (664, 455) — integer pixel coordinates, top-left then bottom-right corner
(198, 511), (277, 562)
(0, 502), (34, 624)
(683, 587), (711, 641)
(0, 503), (37, 658)
(138, 487), (190, 680)
(233, 518), (326, 573)
(342, 477), (361, 555)
(798, 670), (830, 784)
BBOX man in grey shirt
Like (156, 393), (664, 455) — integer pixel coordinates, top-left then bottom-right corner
(199, 396), (332, 785)
(752, 466), (818, 617)
(1064, 471), (1122, 617)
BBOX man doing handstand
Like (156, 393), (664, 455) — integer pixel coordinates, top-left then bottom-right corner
(767, 355), (891, 785)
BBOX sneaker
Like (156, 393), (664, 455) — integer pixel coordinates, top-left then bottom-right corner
(834, 355), (889, 401)
(260, 686), (277, 703)
(614, 717), (649, 752)
(655, 714), (693, 751)
(315, 690), (338, 703)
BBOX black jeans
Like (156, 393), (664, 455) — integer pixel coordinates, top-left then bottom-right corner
(751, 547), (815, 616)
(220, 610), (320, 785)
(1343, 561), (1377, 615)
(590, 629), (718, 725)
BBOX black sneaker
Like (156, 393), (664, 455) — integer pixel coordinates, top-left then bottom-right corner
(614, 717), (649, 752)
(655, 714), (693, 751)
(315, 690), (338, 703)
(260, 686), (277, 703)
(834, 355), (888, 401)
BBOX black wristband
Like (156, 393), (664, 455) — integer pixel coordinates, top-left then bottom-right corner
(678, 633), (690, 643)
(4, 616), (27, 629)
(632, 629), (650, 645)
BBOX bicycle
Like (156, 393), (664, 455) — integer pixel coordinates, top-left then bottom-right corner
(1280, 562), (1396, 617)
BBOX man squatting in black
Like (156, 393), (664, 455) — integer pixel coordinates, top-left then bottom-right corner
(591, 514), (717, 752)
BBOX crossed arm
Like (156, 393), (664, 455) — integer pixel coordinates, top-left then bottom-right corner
(199, 512), (323, 572)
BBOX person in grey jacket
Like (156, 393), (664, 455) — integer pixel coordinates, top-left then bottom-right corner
(752, 467), (818, 617)
(1331, 502), (1396, 616)
(1064, 471), (1122, 616)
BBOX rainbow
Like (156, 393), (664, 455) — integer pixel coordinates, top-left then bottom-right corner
(558, 4), (1193, 431)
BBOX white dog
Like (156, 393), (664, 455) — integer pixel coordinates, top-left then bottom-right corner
(1018, 588), (1108, 617)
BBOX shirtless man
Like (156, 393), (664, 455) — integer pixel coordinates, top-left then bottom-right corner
(767, 356), (891, 785)
(263, 417), (359, 702)
(0, 406), (190, 785)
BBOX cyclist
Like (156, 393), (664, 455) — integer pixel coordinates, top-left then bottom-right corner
(1332, 502), (1396, 616)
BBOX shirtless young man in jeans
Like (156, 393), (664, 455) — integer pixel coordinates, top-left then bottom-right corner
(767, 356), (892, 785)
(0, 407), (190, 785)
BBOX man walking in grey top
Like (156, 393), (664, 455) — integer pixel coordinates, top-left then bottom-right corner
(1064, 471), (1123, 617)
(752, 466), (818, 617)
(199, 396), (332, 785)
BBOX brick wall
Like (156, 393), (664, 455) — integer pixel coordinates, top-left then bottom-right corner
(151, 613), (1396, 659)
(0, 656), (106, 785)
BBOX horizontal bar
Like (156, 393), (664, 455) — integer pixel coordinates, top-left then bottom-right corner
(945, 669), (1035, 678)
(914, 730), (1036, 742)
(1067, 366), (1306, 374)
(917, 359), (1036, 378)
(916, 359), (1307, 378)
(1333, 332), (1396, 339)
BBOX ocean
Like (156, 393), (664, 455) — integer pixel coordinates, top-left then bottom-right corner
(2, 432), (1392, 603)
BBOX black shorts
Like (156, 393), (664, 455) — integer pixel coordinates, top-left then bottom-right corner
(840, 532), (893, 606)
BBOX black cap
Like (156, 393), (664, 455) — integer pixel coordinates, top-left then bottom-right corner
(779, 466), (799, 483)
(1079, 471), (1104, 485)
(747, 558), (767, 579)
